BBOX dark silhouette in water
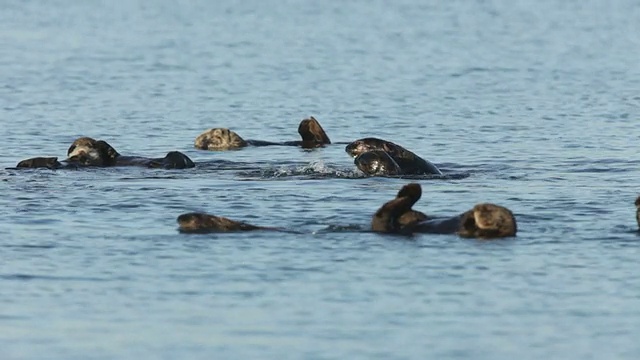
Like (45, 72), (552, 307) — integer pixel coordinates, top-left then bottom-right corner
(194, 117), (331, 150)
(345, 137), (442, 176)
(353, 150), (403, 176)
(372, 183), (517, 238)
(177, 212), (278, 233)
(15, 137), (194, 169)
(16, 157), (71, 169)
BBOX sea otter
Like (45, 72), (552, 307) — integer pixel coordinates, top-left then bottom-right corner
(177, 212), (277, 233)
(16, 137), (194, 169)
(194, 116), (331, 150)
(372, 183), (517, 238)
(345, 137), (442, 176)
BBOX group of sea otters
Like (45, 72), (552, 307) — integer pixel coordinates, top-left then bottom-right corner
(14, 117), (640, 237)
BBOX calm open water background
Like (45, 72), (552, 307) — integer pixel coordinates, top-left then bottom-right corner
(1, 0), (640, 359)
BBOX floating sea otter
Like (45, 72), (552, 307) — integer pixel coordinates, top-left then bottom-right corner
(176, 183), (515, 238)
(372, 183), (517, 238)
(194, 117), (331, 150)
(177, 212), (278, 233)
(16, 137), (194, 169)
(345, 137), (442, 176)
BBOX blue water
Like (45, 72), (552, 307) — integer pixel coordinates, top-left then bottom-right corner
(2, 0), (640, 359)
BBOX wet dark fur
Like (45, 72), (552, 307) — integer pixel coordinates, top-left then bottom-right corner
(194, 117), (331, 150)
(345, 137), (442, 176)
(354, 150), (403, 176)
(16, 157), (66, 169)
(371, 183), (428, 233)
(372, 183), (517, 238)
(16, 137), (194, 169)
(177, 212), (275, 233)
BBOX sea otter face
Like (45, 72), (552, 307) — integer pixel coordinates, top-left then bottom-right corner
(67, 137), (102, 164)
(345, 137), (400, 158)
(66, 137), (120, 166)
(458, 203), (517, 238)
(194, 128), (248, 150)
(354, 150), (402, 176)
(346, 138), (382, 157)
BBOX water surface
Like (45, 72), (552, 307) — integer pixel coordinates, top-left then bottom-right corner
(1, 0), (640, 359)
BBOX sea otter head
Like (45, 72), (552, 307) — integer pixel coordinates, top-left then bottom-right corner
(458, 203), (517, 239)
(66, 137), (120, 166)
(345, 137), (403, 158)
(298, 116), (331, 147)
(194, 128), (248, 150)
(353, 150), (403, 176)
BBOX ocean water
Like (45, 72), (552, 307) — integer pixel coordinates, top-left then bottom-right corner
(1, 0), (640, 359)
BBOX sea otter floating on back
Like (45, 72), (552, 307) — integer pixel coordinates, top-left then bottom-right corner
(345, 137), (442, 176)
(176, 183), (516, 239)
(194, 116), (331, 150)
(15, 137), (194, 169)
(372, 183), (517, 238)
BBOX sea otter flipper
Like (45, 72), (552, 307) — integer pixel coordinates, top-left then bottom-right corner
(298, 116), (331, 148)
(396, 182), (421, 200)
(16, 157), (64, 169)
(177, 212), (270, 233)
(371, 183), (425, 233)
(162, 151), (195, 169)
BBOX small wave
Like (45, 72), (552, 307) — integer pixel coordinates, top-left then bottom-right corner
(3, 243), (57, 249)
(237, 161), (472, 180)
(238, 161), (367, 179)
(0, 273), (112, 282)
